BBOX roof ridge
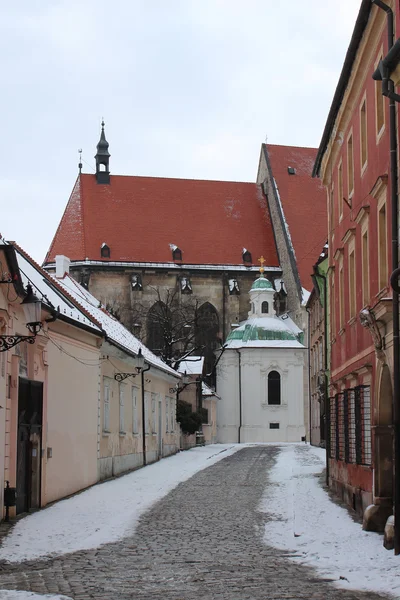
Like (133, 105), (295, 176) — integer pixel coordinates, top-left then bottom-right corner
(79, 172), (258, 186)
(264, 143), (318, 152)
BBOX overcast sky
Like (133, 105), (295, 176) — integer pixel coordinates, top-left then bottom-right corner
(1, 0), (360, 263)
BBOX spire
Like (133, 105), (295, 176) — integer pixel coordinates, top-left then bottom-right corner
(94, 120), (111, 184)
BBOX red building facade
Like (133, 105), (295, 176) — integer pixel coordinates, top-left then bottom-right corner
(313, 0), (398, 525)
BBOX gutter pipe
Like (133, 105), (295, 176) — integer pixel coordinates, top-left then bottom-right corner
(372, 0), (400, 555)
(236, 349), (242, 443)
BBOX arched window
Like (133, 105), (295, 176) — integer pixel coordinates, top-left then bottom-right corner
(268, 371), (281, 405)
(195, 302), (219, 387)
(262, 301), (269, 314)
(147, 301), (170, 358)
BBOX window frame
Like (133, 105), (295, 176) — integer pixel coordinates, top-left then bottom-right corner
(119, 383), (125, 434)
(375, 48), (385, 140)
(103, 377), (111, 432)
(359, 93), (368, 174)
(132, 385), (139, 434)
(378, 192), (388, 291)
(267, 370), (281, 405)
(347, 130), (354, 201)
(348, 239), (356, 320)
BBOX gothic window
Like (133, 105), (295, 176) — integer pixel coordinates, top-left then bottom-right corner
(242, 249), (252, 264)
(79, 271), (90, 289)
(228, 279), (240, 295)
(262, 301), (269, 314)
(147, 301), (169, 355)
(268, 371), (281, 405)
(195, 302), (219, 387)
(101, 243), (110, 258)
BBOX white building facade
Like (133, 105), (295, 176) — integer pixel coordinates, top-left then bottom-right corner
(217, 273), (306, 443)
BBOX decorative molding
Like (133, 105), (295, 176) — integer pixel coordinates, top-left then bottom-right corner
(342, 227), (356, 245)
(355, 205), (370, 224)
(370, 174), (388, 199)
(333, 247), (344, 261)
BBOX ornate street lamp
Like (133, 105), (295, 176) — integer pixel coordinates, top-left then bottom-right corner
(114, 348), (147, 381)
(0, 284), (42, 352)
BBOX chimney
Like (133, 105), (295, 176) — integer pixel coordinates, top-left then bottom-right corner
(55, 255), (71, 278)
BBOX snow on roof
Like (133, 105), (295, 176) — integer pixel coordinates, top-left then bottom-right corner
(54, 274), (179, 378)
(202, 381), (220, 398)
(12, 245), (101, 334)
(225, 339), (304, 349)
(177, 357), (204, 375)
(301, 287), (311, 306)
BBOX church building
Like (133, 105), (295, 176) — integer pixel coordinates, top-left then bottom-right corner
(216, 265), (306, 443)
(44, 124), (326, 431)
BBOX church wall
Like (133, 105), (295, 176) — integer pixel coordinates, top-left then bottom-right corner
(216, 347), (305, 443)
(70, 266), (281, 345)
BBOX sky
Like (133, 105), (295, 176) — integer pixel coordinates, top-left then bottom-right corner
(1, 0), (360, 263)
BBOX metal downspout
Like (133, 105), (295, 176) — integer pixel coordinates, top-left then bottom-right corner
(236, 349), (242, 443)
(141, 363), (151, 467)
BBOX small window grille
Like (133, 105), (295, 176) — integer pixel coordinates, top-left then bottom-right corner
(287, 166), (296, 175)
(269, 423), (280, 429)
(262, 301), (269, 314)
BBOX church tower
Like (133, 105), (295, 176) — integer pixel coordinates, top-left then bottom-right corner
(95, 121), (111, 184)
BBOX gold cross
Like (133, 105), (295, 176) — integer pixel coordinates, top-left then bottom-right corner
(258, 256), (266, 273)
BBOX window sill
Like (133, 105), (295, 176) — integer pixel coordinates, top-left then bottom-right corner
(331, 337), (336, 345)
(338, 327), (346, 336)
(361, 162), (368, 177)
(347, 316), (357, 326)
(102, 431), (111, 437)
(119, 431), (126, 437)
(132, 432), (140, 437)
(152, 433), (157, 436)
(375, 287), (389, 300)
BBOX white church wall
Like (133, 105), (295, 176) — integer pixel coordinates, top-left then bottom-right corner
(217, 347), (306, 443)
(216, 352), (240, 443)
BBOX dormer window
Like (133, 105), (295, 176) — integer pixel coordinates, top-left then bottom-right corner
(242, 248), (252, 264)
(287, 166), (296, 175)
(101, 243), (110, 258)
(228, 279), (240, 295)
(180, 276), (192, 294)
(261, 301), (269, 314)
(170, 244), (182, 261)
(131, 274), (143, 291)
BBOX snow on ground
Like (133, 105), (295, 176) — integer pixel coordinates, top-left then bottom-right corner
(259, 444), (400, 598)
(0, 593), (71, 599)
(0, 444), (241, 563)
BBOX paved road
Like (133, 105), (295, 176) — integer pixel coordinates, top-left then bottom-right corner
(0, 446), (390, 599)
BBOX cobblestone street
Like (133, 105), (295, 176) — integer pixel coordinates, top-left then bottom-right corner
(0, 446), (391, 599)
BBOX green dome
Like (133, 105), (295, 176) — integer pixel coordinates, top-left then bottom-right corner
(250, 276), (273, 291)
(226, 320), (298, 343)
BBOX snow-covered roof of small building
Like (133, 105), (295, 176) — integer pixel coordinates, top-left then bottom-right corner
(202, 381), (220, 399)
(54, 273), (179, 378)
(177, 357), (204, 376)
(225, 316), (304, 349)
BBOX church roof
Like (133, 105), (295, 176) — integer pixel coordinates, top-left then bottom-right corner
(264, 144), (327, 291)
(225, 316), (304, 349)
(250, 275), (273, 291)
(44, 173), (279, 268)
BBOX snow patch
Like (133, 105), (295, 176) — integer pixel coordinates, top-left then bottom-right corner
(0, 445), (241, 563)
(0, 593), (71, 600)
(259, 445), (400, 597)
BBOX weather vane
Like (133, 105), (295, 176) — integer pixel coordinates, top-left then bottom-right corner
(78, 148), (82, 173)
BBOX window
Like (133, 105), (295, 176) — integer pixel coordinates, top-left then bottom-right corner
(172, 247), (182, 261)
(378, 199), (388, 289)
(349, 248), (356, 318)
(151, 393), (157, 433)
(132, 386), (139, 434)
(144, 391), (150, 434)
(318, 342), (323, 372)
(338, 161), (343, 218)
(101, 243), (110, 258)
(331, 274), (336, 336)
(268, 371), (281, 405)
(360, 97), (367, 171)
(170, 398), (175, 432)
(329, 186), (334, 235)
(375, 53), (385, 136)
(119, 384), (125, 433)
(269, 423), (280, 429)
(362, 228), (369, 306)
(165, 397), (169, 433)
(339, 263), (345, 328)
(261, 301), (269, 314)
(242, 249), (252, 263)
(347, 133), (354, 198)
(103, 378), (110, 432)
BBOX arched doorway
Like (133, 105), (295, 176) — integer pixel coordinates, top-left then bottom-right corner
(195, 302), (219, 386)
(374, 364), (393, 503)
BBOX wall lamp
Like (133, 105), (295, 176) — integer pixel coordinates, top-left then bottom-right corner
(0, 284), (43, 352)
(114, 348), (147, 381)
(169, 372), (200, 396)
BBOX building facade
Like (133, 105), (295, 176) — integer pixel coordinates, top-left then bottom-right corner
(313, 0), (398, 524)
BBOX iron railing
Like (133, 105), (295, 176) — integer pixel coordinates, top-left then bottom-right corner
(328, 385), (371, 466)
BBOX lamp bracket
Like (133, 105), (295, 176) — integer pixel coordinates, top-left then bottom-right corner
(114, 372), (137, 382)
(0, 335), (36, 353)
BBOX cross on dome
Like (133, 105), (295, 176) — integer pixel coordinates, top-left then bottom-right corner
(258, 255), (266, 274)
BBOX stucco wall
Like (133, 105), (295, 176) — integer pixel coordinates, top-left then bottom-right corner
(217, 347), (305, 443)
(45, 324), (100, 504)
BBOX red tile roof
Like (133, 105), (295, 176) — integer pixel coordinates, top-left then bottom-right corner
(265, 144), (327, 290)
(45, 174), (279, 268)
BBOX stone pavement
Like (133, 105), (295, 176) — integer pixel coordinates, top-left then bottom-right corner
(0, 446), (391, 599)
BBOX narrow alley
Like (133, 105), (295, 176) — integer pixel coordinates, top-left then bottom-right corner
(0, 445), (395, 600)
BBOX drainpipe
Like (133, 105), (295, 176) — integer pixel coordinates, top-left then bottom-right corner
(372, 0), (399, 555)
(320, 270), (329, 486)
(305, 305), (312, 446)
(236, 349), (242, 443)
(141, 363), (151, 467)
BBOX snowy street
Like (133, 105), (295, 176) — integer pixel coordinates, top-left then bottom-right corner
(0, 445), (398, 599)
